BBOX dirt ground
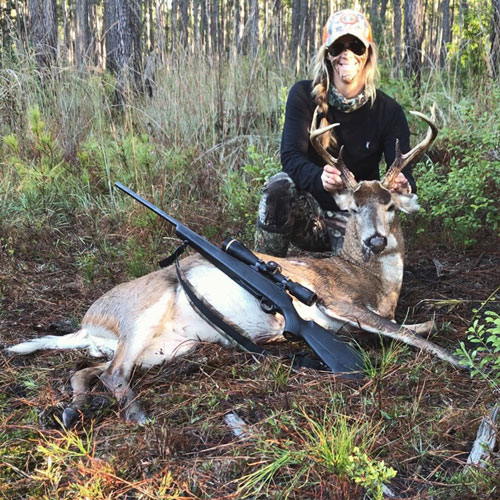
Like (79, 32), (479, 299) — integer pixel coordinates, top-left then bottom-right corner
(1, 234), (499, 499)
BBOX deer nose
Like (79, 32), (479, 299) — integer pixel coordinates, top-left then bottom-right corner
(364, 235), (387, 253)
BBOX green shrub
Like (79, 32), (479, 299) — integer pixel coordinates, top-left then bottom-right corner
(455, 309), (500, 389)
(414, 98), (500, 246)
(222, 143), (280, 241)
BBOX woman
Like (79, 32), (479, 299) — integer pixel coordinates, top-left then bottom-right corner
(254, 9), (414, 257)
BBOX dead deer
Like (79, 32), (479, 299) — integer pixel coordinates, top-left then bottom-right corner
(5, 107), (462, 424)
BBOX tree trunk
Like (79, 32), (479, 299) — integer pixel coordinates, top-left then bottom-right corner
(404, 0), (424, 90)
(291, 0), (300, 68)
(180, 0), (188, 48)
(249, 0), (259, 55)
(200, 0), (208, 53)
(193, 0), (200, 47)
(104, 0), (143, 104)
(440, 0), (451, 67)
(380, 0), (389, 26)
(233, 0), (240, 53)
(491, 0), (500, 78)
(171, 0), (178, 53)
(89, 1), (99, 67)
(210, 0), (219, 54)
(393, 0), (402, 77)
(13, 0), (25, 53)
(147, 0), (154, 53)
(75, 0), (91, 67)
(60, 0), (70, 65)
(370, 0), (382, 42)
(309, 0), (317, 63)
(155, 0), (166, 64)
(299, 0), (308, 66)
(274, 0), (282, 62)
(457, 0), (469, 75)
(220, 0), (225, 54)
(28, 0), (58, 68)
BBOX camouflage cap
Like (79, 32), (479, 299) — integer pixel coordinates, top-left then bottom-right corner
(322, 10), (373, 48)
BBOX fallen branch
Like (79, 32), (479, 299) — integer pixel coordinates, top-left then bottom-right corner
(466, 404), (498, 468)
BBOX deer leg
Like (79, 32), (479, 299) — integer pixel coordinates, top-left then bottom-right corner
(318, 301), (462, 368)
(99, 336), (198, 423)
(62, 362), (110, 427)
(98, 367), (147, 424)
(99, 343), (149, 424)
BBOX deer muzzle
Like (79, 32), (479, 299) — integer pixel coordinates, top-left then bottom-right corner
(364, 235), (387, 254)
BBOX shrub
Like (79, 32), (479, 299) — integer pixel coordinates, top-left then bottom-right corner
(414, 96), (500, 246)
(456, 308), (500, 389)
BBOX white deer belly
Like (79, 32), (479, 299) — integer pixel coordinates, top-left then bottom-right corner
(135, 264), (284, 367)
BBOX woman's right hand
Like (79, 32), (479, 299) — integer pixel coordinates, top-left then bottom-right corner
(321, 165), (345, 192)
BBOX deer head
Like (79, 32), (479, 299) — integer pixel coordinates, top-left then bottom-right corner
(310, 105), (438, 261)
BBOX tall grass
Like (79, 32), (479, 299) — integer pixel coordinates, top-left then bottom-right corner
(0, 49), (498, 266)
(0, 52), (293, 248)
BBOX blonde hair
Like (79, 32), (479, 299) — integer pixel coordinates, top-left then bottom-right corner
(311, 42), (379, 147)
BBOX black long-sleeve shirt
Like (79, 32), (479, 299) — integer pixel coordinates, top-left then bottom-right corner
(280, 79), (416, 211)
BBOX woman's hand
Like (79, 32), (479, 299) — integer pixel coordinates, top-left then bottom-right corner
(391, 173), (411, 194)
(322, 165), (345, 192)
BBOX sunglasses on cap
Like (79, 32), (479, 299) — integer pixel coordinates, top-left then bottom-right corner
(328, 38), (367, 57)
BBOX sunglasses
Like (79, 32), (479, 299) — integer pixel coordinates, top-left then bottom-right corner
(328, 38), (367, 57)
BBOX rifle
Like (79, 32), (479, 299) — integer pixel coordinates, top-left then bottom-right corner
(115, 182), (363, 376)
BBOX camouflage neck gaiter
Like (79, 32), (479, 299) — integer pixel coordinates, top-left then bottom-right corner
(329, 85), (368, 113)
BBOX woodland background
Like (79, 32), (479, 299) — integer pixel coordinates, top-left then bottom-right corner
(6, 0), (500, 93)
(0, 1), (499, 499)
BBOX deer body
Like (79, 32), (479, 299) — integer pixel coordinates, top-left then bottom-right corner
(6, 108), (461, 424)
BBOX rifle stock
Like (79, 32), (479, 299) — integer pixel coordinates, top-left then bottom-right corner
(114, 182), (363, 377)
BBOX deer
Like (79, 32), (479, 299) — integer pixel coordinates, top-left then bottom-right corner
(5, 107), (462, 425)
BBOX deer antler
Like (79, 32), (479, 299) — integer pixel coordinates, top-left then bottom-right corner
(382, 104), (438, 189)
(309, 106), (358, 191)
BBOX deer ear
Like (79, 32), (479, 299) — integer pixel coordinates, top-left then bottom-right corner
(333, 190), (355, 211)
(394, 193), (420, 214)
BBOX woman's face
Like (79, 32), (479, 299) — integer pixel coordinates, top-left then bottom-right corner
(327, 35), (369, 86)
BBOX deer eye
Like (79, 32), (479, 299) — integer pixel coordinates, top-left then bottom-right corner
(387, 204), (395, 212)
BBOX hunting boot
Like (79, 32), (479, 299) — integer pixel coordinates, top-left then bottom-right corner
(254, 172), (295, 257)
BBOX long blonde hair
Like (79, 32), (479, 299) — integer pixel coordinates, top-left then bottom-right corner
(311, 42), (379, 147)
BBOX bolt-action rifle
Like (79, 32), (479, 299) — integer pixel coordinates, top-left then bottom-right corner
(115, 182), (362, 376)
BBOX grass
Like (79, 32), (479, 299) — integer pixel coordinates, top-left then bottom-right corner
(1, 342), (497, 498)
(0, 49), (499, 498)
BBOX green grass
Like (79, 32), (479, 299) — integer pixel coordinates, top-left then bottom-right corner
(1, 49), (499, 499)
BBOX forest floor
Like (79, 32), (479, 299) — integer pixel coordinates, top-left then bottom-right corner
(1, 229), (499, 499)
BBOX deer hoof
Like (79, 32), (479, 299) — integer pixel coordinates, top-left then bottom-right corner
(62, 407), (79, 428)
(124, 403), (149, 425)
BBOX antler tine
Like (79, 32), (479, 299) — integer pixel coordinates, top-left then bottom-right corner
(382, 104), (439, 189)
(309, 106), (358, 191)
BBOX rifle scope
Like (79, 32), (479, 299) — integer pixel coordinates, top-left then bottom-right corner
(222, 238), (317, 307)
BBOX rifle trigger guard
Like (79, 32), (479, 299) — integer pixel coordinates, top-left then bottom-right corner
(260, 298), (277, 314)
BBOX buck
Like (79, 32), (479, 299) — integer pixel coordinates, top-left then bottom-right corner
(6, 107), (462, 424)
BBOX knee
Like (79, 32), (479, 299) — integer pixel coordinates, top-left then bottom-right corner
(257, 173), (296, 230)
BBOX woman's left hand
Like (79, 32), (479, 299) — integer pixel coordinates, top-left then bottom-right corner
(391, 173), (411, 194)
